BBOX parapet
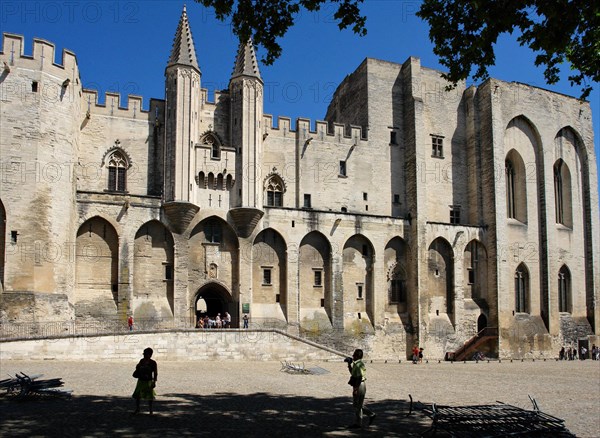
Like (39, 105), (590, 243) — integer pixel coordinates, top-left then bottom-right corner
(82, 89), (153, 120)
(1, 33), (79, 79)
(262, 115), (368, 143)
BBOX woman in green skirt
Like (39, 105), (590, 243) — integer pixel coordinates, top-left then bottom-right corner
(132, 347), (158, 414)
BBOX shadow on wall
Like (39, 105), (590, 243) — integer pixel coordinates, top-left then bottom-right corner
(0, 393), (430, 437)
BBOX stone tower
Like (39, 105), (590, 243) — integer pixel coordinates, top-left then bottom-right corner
(164, 6), (201, 202)
(229, 39), (264, 208)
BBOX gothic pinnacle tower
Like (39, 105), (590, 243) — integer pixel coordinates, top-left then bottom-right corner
(164, 5), (201, 203)
(230, 38), (264, 208)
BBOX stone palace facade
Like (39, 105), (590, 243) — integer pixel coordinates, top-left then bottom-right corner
(1, 8), (598, 358)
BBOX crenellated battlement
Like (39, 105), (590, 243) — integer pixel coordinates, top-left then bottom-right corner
(1, 33), (79, 79)
(262, 114), (368, 144)
(81, 89), (160, 120)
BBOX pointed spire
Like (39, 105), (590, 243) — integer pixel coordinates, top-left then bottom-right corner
(167, 6), (200, 72)
(231, 38), (262, 81)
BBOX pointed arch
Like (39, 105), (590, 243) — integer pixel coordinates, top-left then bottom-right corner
(553, 159), (572, 227)
(505, 149), (527, 223)
(558, 265), (572, 313)
(264, 173), (285, 207)
(200, 131), (224, 160)
(384, 237), (409, 307)
(75, 216), (119, 317)
(515, 263), (530, 313)
(252, 228), (287, 322)
(343, 234), (376, 326)
(133, 221), (175, 318)
(189, 216), (240, 315)
(103, 148), (131, 192)
(428, 237), (455, 319)
(463, 239), (488, 302)
(299, 231), (333, 326)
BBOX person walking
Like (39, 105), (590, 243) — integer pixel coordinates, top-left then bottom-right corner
(132, 347), (158, 415)
(243, 314), (249, 329)
(127, 315), (134, 331)
(347, 349), (376, 428)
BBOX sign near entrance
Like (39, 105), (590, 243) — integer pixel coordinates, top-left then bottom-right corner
(242, 303), (250, 314)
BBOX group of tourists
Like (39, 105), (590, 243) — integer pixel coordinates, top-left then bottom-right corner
(196, 312), (232, 329)
(411, 346), (424, 364)
(558, 344), (599, 360)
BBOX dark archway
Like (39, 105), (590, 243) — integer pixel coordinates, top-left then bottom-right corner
(194, 282), (237, 327)
(477, 314), (487, 332)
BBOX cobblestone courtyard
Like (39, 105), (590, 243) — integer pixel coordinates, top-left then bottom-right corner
(1, 359), (599, 437)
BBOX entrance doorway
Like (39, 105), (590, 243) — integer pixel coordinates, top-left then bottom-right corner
(194, 283), (237, 328)
(477, 314), (487, 333)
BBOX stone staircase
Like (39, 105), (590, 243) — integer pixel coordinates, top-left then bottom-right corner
(446, 327), (498, 361)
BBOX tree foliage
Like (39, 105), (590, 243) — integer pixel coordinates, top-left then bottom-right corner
(196, 0), (366, 65)
(417, 0), (599, 99)
(196, 0), (598, 99)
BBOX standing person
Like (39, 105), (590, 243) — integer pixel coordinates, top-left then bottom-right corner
(127, 315), (134, 331)
(418, 347), (424, 364)
(347, 349), (376, 429)
(223, 312), (231, 328)
(559, 346), (565, 360)
(412, 345), (419, 364)
(243, 313), (249, 329)
(132, 347), (158, 415)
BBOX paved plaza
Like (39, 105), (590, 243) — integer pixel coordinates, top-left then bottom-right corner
(1, 358), (599, 437)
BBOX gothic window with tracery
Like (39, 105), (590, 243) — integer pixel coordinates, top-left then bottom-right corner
(265, 175), (284, 207)
(107, 150), (128, 192)
(515, 263), (529, 313)
(554, 160), (572, 227)
(558, 265), (571, 313)
(506, 160), (516, 219)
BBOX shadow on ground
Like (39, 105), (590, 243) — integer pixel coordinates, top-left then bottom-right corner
(0, 392), (432, 437)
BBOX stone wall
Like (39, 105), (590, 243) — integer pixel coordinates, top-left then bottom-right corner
(0, 329), (344, 362)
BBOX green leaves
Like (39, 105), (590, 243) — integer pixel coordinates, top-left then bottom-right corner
(417, 0), (599, 99)
(196, 0), (597, 99)
(197, 0), (366, 65)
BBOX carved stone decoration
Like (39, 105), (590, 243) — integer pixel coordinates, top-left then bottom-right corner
(208, 263), (218, 278)
(228, 207), (264, 238)
(162, 201), (200, 234)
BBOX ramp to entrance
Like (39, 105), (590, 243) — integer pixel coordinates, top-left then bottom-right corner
(0, 328), (348, 362)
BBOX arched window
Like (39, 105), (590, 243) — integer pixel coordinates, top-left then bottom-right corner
(226, 174), (233, 190)
(515, 263), (529, 313)
(201, 133), (221, 160)
(505, 151), (527, 223)
(265, 175), (284, 207)
(107, 150), (128, 192)
(217, 173), (224, 190)
(558, 265), (571, 313)
(198, 171), (205, 188)
(506, 160), (516, 219)
(554, 160), (572, 227)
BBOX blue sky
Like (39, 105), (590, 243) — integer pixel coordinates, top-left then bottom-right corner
(1, 0), (598, 193)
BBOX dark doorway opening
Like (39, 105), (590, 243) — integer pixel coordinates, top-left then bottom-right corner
(194, 283), (237, 328)
(477, 314), (487, 333)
